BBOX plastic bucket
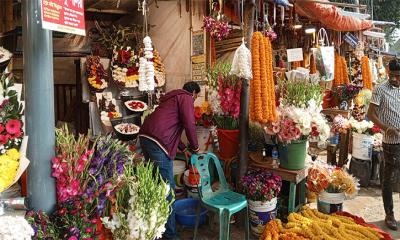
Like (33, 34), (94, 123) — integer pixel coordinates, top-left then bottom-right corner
(217, 129), (240, 159)
(329, 133), (340, 145)
(278, 140), (307, 170)
(352, 133), (374, 160)
(173, 160), (186, 188)
(196, 126), (212, 153)
(175, 198), (208, 227)
(317, 191), (345, 214)
(248, 198), (277, 236)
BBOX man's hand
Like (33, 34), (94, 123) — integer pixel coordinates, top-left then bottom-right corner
(184, 150), (192, 162)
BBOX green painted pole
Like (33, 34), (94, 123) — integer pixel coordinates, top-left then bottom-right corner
(22, 0), (56, 212)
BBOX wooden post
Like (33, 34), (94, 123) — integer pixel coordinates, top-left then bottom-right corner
(338, 130), (350, 167)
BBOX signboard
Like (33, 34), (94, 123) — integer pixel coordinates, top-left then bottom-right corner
(343, 33), (359, 48)
(41, 0), (86, 36)
(191, 55), (206, 82)
(192, 31), (205, 56)
(286, 48), (304, 62)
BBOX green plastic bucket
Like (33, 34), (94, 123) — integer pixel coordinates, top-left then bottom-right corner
(278, 140), (307, 170)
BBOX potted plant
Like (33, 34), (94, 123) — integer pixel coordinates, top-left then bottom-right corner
(240, 170), (282, 236)
(307, 164), (359, 214)
(208, 63), (241, 159)
(265, 100), (330, 170)
(194, 101), (214, 153)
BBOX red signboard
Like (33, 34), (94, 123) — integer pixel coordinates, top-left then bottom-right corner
(41, 0), (86, 36)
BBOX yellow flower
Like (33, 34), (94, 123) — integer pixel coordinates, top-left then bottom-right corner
(6, 149), (20, 161)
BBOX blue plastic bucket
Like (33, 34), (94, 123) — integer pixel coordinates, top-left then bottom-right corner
(175, 198), (208, 227)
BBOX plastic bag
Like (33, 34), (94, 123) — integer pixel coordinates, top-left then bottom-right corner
(312, 29), (334, 81)
(229, 39), (252, 80)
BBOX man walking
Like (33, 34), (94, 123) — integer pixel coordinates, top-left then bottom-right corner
(367, 59), (400, 230)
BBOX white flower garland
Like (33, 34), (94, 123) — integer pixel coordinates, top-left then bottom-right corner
(139, 36), (155, 92)
(0, 216), (34, 240)
(229, 40), (252, 80)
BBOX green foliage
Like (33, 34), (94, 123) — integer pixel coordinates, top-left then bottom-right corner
(0, 73), (23, 122)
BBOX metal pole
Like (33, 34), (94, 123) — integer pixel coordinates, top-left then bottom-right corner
(22, 0), (56, 212)
(238, 2), (255, 181)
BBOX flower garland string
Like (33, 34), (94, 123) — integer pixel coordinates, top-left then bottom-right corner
(361, 56), (373, 90)
(139, 36), (155, 92)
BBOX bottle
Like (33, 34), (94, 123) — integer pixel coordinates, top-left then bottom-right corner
(272, 146), (279, 168)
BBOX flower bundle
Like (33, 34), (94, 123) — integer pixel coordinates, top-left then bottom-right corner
(333, 84), (362, 103)
(0, 73), (24, 193)
(278, 79), (323, 108)
(307, 163), (359, 197)
(265, 100), (330, 144)
(26, 210), (59, 240)
(347, 118), (380, 135)
(331, 115), (348, 134)
(138, 36), (156, 92)
(361, 56), (373, 90)
(112, 46), (139, 88)
(203, 16), (230, 41)
(250, 32), (277, 123)
(84, 135), (135, 216)
(229, 41), (252, 80)
(97, 92), (121, 127)
(194, 101), (213, 127)
(53, 198), (98, 240)
(153, 50), (166, 87)
(0, 215), (34, 240)
(52, 125), (93, 203)
(102, 162), (172, 240)
(240, 169), (282, 202)
(85, 56), (108, 92)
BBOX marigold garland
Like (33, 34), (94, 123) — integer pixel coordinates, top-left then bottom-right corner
(333, 53), (343, 87)
(361, 56), (373, 90)
(260, 206), (383, 240)
(341, 56), (350, 84)
(250, 32), (277, 123)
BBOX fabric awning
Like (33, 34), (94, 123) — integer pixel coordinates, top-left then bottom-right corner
(295, 0), (373, 31)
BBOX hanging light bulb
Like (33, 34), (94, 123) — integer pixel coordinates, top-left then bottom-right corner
(293, 13), (303, 30)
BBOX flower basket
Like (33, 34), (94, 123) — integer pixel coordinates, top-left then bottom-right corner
(217, 129), (239, 159)
(317, 191), (345, 214)
(196, 126), (212, 153)
(278, 140), (307, 170)
(248, 198), (277, 236)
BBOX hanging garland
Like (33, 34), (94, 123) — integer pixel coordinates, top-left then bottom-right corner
(250, 32), (277, 123)
(333, 53), (343, 87)
(341, 56), (350, 85)
(361, 56), (373, 90)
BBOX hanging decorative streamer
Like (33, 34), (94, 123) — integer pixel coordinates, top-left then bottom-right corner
(361, 56), (373, 90)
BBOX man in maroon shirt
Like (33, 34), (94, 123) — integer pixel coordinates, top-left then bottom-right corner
(139, 81), (200, 240)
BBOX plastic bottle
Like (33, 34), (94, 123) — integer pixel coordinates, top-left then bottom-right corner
(272, 146), (279, 168)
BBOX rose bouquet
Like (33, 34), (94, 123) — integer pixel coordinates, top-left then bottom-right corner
(265, 100), (330, 144)
(194, 101), (213, 127)
(102, 162), (172, 240)
(347, 118), (380, 135)
(112, 46), (139, 88)
(85, 56), (109, 92)
(240, 169), (282, 202)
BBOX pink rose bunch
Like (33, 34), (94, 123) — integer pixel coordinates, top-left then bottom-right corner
(218, 74), (241, 118)
(52, 149), (93, 203)
(203, 16), (230, 41)
(267, 117), (302, 143)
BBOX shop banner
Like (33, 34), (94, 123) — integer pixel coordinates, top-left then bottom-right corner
(41, 0), (86, 36)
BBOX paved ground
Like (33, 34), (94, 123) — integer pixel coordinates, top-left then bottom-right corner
(178, 187), (400, 240)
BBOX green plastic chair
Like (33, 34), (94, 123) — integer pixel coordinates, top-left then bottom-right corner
(191, 153), (249, 240)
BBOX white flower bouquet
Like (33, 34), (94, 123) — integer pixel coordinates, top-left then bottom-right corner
(102, 162), (172, 240)
(0, 216), (34, 240)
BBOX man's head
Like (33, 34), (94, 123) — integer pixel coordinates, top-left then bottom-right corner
(183, 81), (201, 100)
(388, 59), (400, 87)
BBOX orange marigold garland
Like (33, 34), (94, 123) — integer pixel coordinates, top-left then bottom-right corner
(259, 34), (268, 123)
(250, 32), (261, 121)
(264, 37), (277, 122)
(361, 56), (373, 90)
(341, 56), (350, 84)
(333, 53), (343, 87)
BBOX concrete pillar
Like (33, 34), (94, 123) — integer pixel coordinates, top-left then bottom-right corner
(22, 0), (56, 212)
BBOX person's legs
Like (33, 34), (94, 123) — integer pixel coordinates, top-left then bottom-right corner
(382, 143), (400, 230)
(139, 137), (177, 238)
